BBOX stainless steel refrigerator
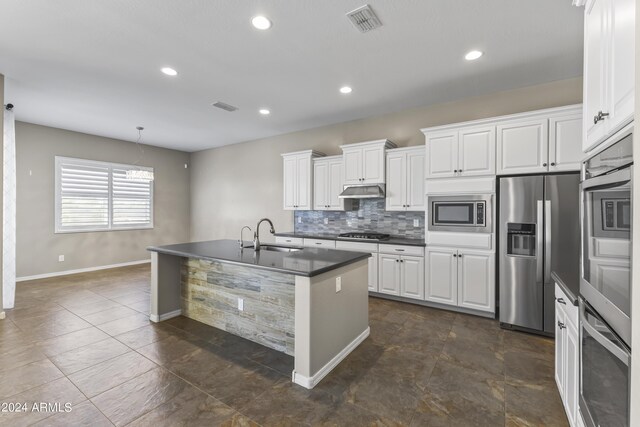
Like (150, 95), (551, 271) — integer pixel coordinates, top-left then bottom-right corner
(498, 173), (580, 335)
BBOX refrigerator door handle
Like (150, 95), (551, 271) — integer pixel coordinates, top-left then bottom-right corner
(545, 200), (551, 284)
(536, 200), (544, 285)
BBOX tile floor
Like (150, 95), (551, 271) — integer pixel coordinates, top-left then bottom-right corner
(0, 264), (568, 426)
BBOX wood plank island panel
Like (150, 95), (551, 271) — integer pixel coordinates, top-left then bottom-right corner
(180, 258), (295, 355)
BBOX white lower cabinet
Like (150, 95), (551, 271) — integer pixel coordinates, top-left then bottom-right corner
(378, 252), (425, 299)
(555, 284), (580, 427)
(368, 253), (379, 292)
(400, 255), (424, 299)
(425, 248), (494, 313)
(378, 254), (400, 295)
(457, 251), (495, 313)
(425, 248), (458, 306)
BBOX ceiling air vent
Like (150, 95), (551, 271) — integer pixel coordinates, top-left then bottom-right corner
(211, 101), (238, 112)
(346, 5), (382, 33)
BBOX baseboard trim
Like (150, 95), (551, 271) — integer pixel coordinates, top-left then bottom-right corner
(149, 309), (182, 323)
(16, 259), (151, 282)
(368, 292), (496, 319)
(293, 326), (370, 389)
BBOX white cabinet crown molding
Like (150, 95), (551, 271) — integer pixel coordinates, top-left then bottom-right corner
(281, 150), (325, 158)
(420, 104), (582, 135)
(339, 139), (397, 150)
(386, 146), (425, 154)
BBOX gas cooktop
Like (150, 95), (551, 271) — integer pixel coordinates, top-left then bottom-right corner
(337, 232), (390, 241)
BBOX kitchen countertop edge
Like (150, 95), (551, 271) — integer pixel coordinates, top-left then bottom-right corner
(275, 232), (426, 247)
(147, 241), (371, 278)
(551, 271), (579, 306)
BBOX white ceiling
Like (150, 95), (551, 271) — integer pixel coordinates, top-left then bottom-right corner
(0, 0), (583, 152)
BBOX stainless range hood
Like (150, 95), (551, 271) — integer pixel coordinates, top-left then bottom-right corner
(338, 184), (385, 199)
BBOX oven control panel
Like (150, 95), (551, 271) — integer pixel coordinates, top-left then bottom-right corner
(476, 202), (485, 226)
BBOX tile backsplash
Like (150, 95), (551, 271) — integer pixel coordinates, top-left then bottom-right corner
(294, 199), (425, 239)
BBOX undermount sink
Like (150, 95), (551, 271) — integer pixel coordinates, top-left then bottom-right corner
(260, 245), (303, 253)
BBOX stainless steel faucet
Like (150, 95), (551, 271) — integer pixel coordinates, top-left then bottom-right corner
(253, 218), (275, 251)
(239, 226), (253, 248)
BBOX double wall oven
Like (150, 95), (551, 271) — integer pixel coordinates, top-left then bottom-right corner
(580, 124), (633, 427)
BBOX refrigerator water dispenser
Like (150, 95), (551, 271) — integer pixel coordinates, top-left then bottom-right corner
(506, 223), (536, 257)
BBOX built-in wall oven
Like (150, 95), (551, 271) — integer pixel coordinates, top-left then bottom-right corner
(580, 299), (630, 427)
(427, 195), (492, 233)
(580, 124), (633, 427)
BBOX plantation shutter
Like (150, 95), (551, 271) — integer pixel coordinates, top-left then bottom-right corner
(112, 167), (153, 228)
(56, 158), (110, 231)
(55, 157), (153, 232)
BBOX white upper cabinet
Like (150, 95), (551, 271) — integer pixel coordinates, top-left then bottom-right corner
(425, 131), (458, 178)
(385, 152), (405, 211)
(282, 150), (324, 210)
(458, 126), (496, 177)
(583, 0), (635, 152)
(583, 0), (607, 150)
(549, 114), (583, 171)
(313, 156), (344, 211)
(425, 127), (495, 179)
(385, 147), (425, 212)
(423, 105), (582, 178)
(497, 119), (549, 175)
(341, 139), (396, 185)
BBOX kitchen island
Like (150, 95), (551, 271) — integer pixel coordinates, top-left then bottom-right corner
(147, 239), (370, 389)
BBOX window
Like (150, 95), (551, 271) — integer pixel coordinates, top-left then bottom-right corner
(55, 157), (153, 233)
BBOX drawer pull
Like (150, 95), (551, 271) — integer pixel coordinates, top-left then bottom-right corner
(315, 242), (322, 245)
(395, 249), (405, 252)
(556, 297), (566, 305)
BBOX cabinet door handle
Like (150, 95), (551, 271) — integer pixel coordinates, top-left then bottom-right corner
(453, 254), (457, 257)
(542, 163), (548, 167)
(453, 169), (457, 173)
(556, 297), (566, 305)
(557, 321), (566, 330)
(395, 259), (399, 263)
(593, 111), (610, 124)
(400, 259), (404, 263)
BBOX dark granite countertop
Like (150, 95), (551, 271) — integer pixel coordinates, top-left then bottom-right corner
(147, 239), (370, 278)
(551, 271), (579, 306)
(274, 232), (426, 247)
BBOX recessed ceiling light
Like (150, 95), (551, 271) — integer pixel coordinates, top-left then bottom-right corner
(161, 67), (178, 76)
(339, 86), (353, 94)
(259, 109), (270, 115)
(464, 50), (483, 61)
(251, 16), (272, 30)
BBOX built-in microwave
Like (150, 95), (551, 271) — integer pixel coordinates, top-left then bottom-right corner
(427, 195), (492, 233)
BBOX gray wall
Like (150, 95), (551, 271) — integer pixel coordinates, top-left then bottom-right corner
(190, 77), (583, 242)
(15, 122), (190, 278)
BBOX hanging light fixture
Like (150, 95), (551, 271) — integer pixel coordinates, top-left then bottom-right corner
(126, 126), (155, 181)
